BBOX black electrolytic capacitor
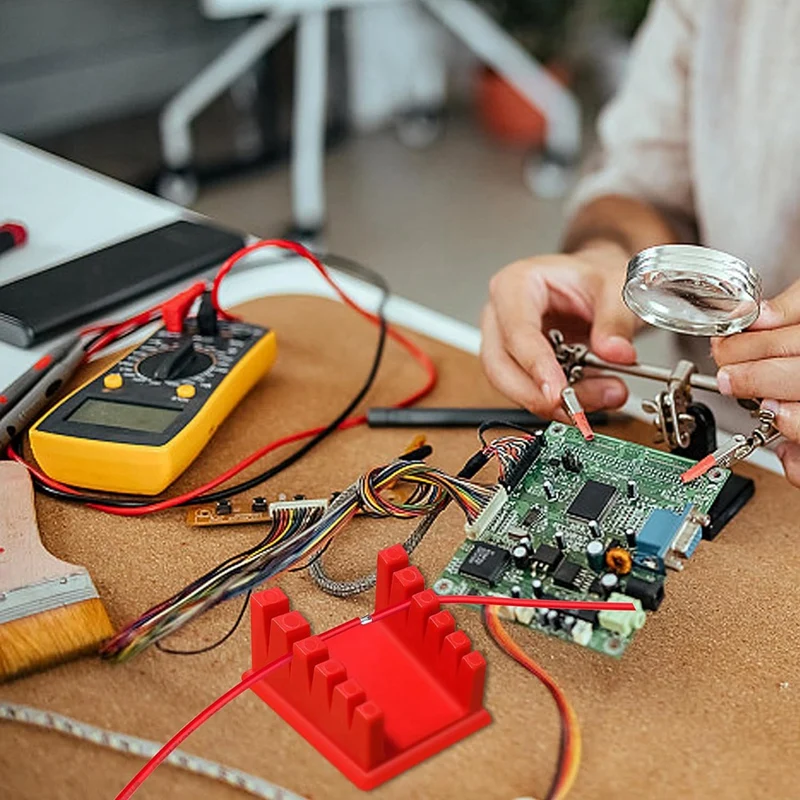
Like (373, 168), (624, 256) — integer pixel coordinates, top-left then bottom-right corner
(626, 528), (637, 548)
(586, 539), (605, 571)
(531, 578), (544, 598)
(627, 480), (639, 500)
(599, 572), (619, 597)
(512, 545), (531, 569)
(543, 480), (556, 502)
(554, 530), (565, 550)
(511, 585), (522, 598)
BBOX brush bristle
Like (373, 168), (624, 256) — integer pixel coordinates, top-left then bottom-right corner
(0, 599), (115, 682)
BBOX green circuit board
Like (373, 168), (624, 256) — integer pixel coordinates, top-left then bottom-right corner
(435, 422), (733, 657)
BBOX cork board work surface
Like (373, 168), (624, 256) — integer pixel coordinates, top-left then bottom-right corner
(2, 294), (799, 800)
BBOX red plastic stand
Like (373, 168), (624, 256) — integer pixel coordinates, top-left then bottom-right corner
(245, 544), (491, 790)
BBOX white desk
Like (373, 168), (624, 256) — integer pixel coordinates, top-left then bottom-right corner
(0, 134), (780, 474)
(0, 134), (479, 385)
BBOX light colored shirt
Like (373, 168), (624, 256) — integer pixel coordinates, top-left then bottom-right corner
(570, 0), (800, 432)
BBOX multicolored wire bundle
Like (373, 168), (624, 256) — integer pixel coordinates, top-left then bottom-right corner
(101, 504), (325, 661)
(482, 433), (539, 484)
(102, 458), (499, 662)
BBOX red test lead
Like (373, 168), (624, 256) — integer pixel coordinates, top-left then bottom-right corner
(680, 434), (750, 483)
(680, 454), (717, 484)
(0, 221), (27, 257)
(561, 386), (594, 441)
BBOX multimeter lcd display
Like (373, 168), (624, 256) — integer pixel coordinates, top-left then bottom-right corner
(66, 398), (182, 434)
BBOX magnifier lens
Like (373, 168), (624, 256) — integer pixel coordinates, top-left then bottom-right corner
(623, 245), (762, 336)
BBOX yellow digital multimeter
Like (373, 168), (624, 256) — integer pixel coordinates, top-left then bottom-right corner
(29, 320), (277, 495)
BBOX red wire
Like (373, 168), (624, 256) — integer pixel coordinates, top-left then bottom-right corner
(211, 239), (436, 386)
(11, 240), (437, 516)
(115, 594), (631, 799)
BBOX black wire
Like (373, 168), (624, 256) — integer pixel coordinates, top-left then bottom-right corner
(478, 419), (542, 446)
(29, 254), (393, 509)
(155, 590), (252, 656)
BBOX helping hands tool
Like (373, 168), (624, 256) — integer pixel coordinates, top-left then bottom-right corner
(550, 329), (780, 477)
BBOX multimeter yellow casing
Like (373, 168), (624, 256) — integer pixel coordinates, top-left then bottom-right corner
(29, 320), (277, 495)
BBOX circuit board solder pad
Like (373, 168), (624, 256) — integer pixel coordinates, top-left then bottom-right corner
(435, 422), (732, 657)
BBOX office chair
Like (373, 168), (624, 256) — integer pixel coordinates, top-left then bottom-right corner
(158, 0), (582, 240)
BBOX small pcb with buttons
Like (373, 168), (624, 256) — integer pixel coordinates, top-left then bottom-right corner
(435, 422), (754, 657)
(29, 319), (277, 494)
(187, 496), (329, 527)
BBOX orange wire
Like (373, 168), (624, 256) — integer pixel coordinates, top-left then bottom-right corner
(485, 607), (582, 800)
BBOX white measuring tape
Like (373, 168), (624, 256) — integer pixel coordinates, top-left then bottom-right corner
(0, 701), (306, 800)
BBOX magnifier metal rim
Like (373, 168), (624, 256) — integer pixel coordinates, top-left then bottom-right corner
(623, 244), (763, 336)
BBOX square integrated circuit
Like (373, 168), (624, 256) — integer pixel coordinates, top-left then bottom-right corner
(458, 542), (511, 585)
(567, 479), (617, 522)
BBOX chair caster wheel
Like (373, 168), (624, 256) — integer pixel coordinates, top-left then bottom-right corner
(523, 151), (577, 199)
(282, 224), (325, 253)
(395, 108), (445, 150)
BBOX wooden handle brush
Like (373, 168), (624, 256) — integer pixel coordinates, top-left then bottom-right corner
(0, 462), (114, 681)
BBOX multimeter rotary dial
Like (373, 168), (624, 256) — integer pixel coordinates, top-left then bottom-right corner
(137, 339), (214, 381)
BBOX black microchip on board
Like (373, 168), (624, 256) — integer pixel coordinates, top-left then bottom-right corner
(523, 505), (543, 526)
(574, 608), (599, 625)
(533, 543), (563, 572)
(553, 559), (582, 588)
(459, 542), (511, 585)
(567, 480), (616, 522)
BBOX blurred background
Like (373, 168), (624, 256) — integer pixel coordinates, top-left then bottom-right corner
(0, 0), (651, 325)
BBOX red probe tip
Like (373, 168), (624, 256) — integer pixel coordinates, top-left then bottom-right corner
(573, 411), (595, 441)
(0, 222), (27, 246)
(680, 454), (716, 484)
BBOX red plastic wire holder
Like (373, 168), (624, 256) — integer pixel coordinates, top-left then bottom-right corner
(245, 544), (491, 790)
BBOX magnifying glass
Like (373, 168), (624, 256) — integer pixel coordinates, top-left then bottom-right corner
(623, 244), (762, 336)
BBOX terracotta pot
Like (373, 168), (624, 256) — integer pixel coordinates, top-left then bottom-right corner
(476, 64), (570, 147)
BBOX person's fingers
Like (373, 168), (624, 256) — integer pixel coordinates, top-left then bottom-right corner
(716, 357), (800, 400)
(481, 304), (557, 415)
(776, 440), (800, 488)
(750, 282), (800, 330)
(712, 325), (800, 366)
(572, 377), (629, 412)
(589, 276), (638, 364)
(489, 269), (569, 408)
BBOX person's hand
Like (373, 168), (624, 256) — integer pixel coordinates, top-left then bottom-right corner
(481, 241), (640, 418)
(712, 281), (800, 486)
